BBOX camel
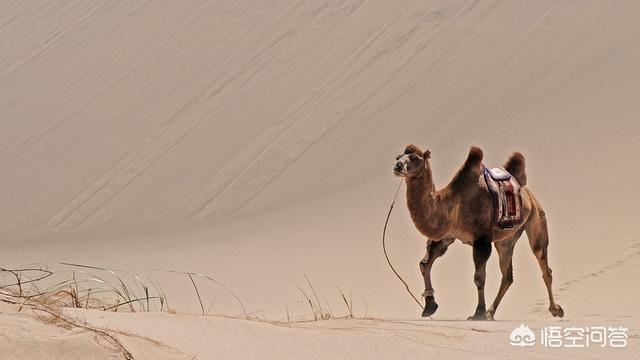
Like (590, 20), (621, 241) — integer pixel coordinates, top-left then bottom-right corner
(393, 144), (564, 320)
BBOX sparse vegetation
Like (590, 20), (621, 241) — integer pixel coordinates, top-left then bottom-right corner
(0, 264), (247, 317)
(289, 274), (366, 322)
(1, 264), (368, 328)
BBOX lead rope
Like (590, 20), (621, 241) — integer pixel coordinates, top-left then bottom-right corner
(382, 179), (424, 310)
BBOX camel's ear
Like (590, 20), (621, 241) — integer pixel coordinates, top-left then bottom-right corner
(423, 150), (431, 160)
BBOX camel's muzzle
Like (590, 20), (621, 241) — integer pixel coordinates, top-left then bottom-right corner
(394, 161), (407, 176)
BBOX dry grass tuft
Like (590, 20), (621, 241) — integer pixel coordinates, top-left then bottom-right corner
(288, 274), (366, 322)
(0, 266), (135, 359)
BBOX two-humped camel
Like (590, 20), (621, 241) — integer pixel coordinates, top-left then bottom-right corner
(393, 145), (563, 320)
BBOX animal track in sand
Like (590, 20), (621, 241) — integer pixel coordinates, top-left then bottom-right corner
(531, 237), (640, 314)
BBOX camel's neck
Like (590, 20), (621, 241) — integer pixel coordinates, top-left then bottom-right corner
(405, 166), (451, 239)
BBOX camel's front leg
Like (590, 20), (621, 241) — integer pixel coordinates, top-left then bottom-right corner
(468, 236), (492, 320)
(419, 236), (454, 317)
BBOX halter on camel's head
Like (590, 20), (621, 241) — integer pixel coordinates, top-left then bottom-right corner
(394, 144), (431, 178)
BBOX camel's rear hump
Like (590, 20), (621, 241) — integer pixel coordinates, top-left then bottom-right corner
(504, 152), (527, 186)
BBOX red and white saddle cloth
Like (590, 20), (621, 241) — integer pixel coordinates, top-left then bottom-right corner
(482, 167), (523, 229)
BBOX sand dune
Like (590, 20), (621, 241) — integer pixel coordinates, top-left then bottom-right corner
(1, 0), (639, 358)
(1, 298), (637, 360)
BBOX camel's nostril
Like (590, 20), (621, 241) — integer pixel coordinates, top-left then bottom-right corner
(394, 163), (403, 172)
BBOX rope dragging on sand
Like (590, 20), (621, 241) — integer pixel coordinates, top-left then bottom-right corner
(382, 179), (424, 310)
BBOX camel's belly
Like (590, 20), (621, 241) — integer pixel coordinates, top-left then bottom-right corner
(449, 225), (524, 245)
(448, 230), (474, 245)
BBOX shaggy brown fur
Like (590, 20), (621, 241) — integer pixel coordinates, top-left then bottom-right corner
(504, 151), (527, 186)
(394, 145), (563, 320)
(448, 146), (484, 192)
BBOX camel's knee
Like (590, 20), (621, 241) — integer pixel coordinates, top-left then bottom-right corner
(532, 246), (547, 261)
(419, 260), (429, 274)
(542, 267), (553, 283)
(421, 242), (449, 272)
(474, 272), (486, 289)
(532, 248), (542, 259)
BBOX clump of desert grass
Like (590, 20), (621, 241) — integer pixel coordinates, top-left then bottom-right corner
(1, 264), (367, 328)
(0, 264), (163, 313)
(0, 265), (137, 360)
(0, 263), (248, 317)
(286, 274), (370, 323)
(0, 264), (369, 360)
(0, 263), (254, 359)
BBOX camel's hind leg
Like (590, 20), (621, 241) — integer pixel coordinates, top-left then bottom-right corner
(485, 231), (523, 320)
(468, 235), (492, 320)
(525, 208), (564, 318)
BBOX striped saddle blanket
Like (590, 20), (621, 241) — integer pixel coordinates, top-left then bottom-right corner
(483, 167), (523, 229)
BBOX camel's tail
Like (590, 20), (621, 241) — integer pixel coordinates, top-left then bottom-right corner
(504, 152), (527, 186)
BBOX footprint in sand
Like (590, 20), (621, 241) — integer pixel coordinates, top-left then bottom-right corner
(530, 237), (640, 310)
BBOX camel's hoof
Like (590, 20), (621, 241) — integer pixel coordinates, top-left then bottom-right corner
(485, 310), (495, 321)
(422, 296), (438, 317)
(550, 304), (564, 318)
(467, 313), (488, 321)
(467, 306), (488, 321)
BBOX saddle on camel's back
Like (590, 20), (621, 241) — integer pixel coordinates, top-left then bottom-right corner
(483, 167), (523, 229)
(452, 147), (527, 229)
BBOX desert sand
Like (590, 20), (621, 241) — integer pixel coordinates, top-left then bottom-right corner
(1, 0), (639, 359)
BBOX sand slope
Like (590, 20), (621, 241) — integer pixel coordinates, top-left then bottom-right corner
(1, 300), (637, 360)
(0, 302), (195, 360)
(1, 1), (640, 357)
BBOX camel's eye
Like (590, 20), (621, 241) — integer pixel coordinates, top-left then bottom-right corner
(410, 155), (420, 163)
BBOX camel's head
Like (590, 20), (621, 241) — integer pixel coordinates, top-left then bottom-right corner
(394, 144), (430, 178)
